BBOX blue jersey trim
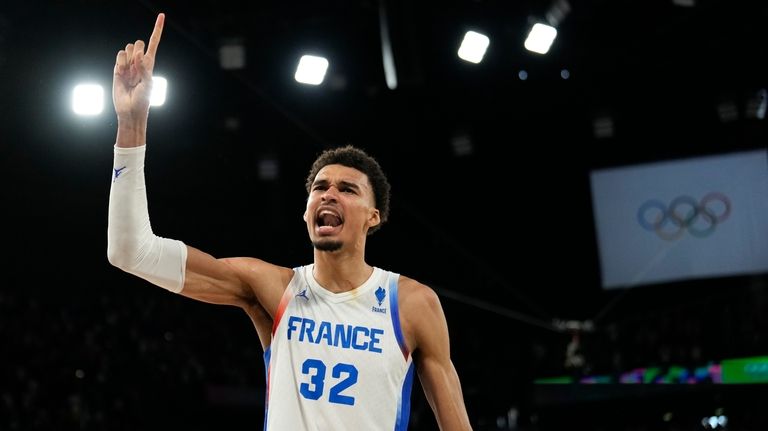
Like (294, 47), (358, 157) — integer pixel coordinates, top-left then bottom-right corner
(394, 362), (415, 431)
(388, 274), (408, 358)
(263, 346), (271, 431)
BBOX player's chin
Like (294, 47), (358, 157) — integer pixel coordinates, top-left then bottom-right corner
(312, 239), (343, 252)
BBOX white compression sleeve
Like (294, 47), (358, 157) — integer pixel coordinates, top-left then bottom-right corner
(107, 145), (187, 293)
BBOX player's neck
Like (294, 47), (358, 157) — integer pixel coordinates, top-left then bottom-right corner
(312, 253), (372, 294)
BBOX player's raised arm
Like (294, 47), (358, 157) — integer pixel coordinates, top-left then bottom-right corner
(106, 14), (290, 314)
(112, 12), (164, 148)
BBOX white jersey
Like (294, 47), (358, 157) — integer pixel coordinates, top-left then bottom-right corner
(264, 265), (414, 431)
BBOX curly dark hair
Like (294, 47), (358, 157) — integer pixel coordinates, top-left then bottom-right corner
(305, 145), (391, 234)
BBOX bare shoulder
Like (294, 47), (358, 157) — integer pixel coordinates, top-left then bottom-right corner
(398, 275), (441, 311)
(397, 275), (445, 352)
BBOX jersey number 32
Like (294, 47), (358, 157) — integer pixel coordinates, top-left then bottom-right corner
(299, 358), (358, 406)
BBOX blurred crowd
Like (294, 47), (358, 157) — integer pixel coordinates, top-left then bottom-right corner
(1, 275), (767, 430)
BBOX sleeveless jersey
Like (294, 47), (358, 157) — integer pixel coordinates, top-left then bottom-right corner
(263, 265), (414, 431)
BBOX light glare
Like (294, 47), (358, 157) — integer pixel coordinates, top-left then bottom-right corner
(295, 55), (329, 85)
(150, 76), (167, 107)
(457, 31), (490, 64)
(72, 84), (104, 116)
(524, 23), (558, 55)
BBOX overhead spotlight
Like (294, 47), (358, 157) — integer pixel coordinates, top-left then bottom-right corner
(745, 88), (767, 120)
(219, 38), (246, 70)
(593, 115), (614, 138)
(223, 115), (240, 131)
(457, 30), (490, 64)
(150, 76), (167, 107)
(258, 156), (279, 181)
(451, 131), (473, 156)
(72, 83), (104, 116)
(672, 0), (695, 7)
(507, 407), (519, 430)
(524, 23), (557, 55)
(701, 415), (727, 429)
(295, 55), (329, 86)
(716, 101), (738, 123)
(378, 0), (398, 90)
(546, 0), (571, 27)
(717, 415), (728, 427)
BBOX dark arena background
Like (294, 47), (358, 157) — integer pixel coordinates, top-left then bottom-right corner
(2, 0), (768, 429)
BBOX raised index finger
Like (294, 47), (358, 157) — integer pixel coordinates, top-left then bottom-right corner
(146, 13), (165, 58)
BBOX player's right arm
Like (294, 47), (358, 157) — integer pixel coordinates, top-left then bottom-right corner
(181, 250), (293, 311)
(107, 13), (291, 314)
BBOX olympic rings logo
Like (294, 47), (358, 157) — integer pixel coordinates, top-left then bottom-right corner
(637, 192), (731, 240)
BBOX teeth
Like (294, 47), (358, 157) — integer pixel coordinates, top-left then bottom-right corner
(317, 209), (342, 228)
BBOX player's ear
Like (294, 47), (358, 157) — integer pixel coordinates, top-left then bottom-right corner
(367, 208), (380, 229)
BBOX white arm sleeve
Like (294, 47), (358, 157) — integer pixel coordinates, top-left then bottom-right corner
(107, 145), (187, 293)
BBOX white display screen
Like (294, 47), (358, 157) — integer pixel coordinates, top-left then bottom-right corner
(590, 149), (768, 289)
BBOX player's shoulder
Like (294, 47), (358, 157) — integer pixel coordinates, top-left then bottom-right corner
(396, 274), (441, 309)
(395, 274), (445, 351)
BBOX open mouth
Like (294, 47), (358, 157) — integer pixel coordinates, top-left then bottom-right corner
(316, 209), (343, 234)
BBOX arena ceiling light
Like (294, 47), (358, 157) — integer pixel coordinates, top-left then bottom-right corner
(150, 76), (167, 107)
(457, 30), (490, 64)
(524, 23), (557, 55)
(295, 55), (329, 86)
(218, 38), (246, 70)
(72, 83), (104, 116)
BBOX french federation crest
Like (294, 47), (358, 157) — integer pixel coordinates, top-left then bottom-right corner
(375, 286), (386, 306)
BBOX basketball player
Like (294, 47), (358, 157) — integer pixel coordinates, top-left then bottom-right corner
(107, 13), (472, 430)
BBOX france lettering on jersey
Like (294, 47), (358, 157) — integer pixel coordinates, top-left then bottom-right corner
(264, 265), (414, 431)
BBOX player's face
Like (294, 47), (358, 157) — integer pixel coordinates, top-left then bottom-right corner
(305, 164), (380, 252)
